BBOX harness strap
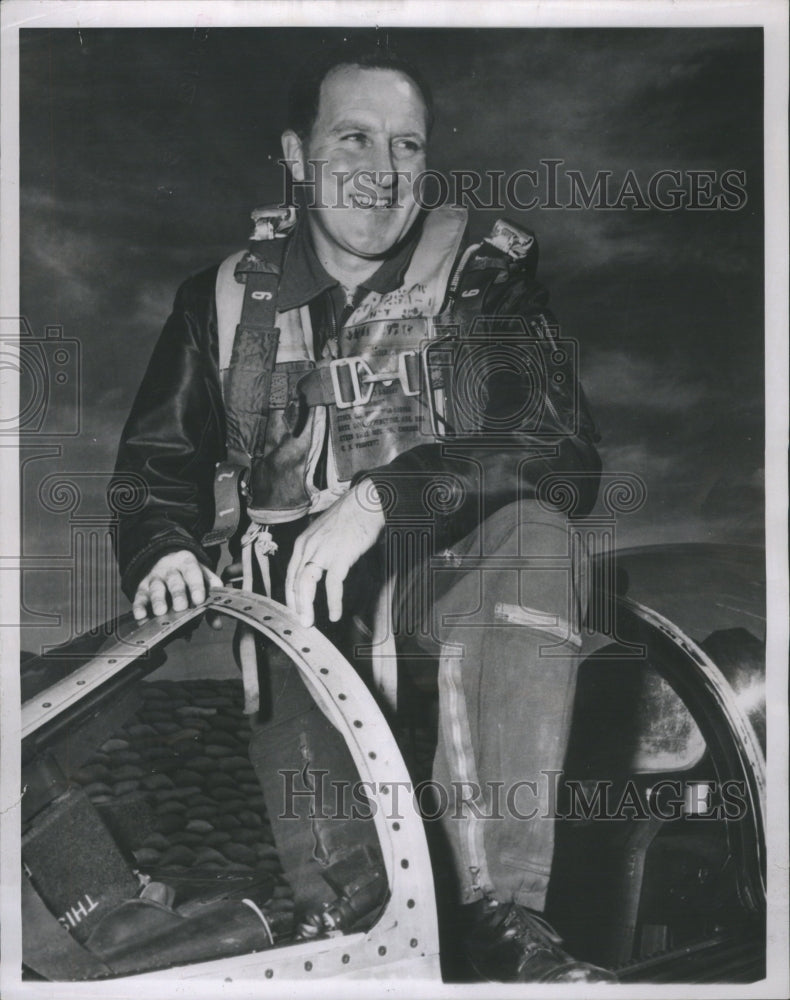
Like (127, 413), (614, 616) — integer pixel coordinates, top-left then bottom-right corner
(218, 352), (424, 422)
(202, 462), (248, 548)
(268, 361), (315, 407)
(290, 349), (424, 412)
(205, 214), (295, 719)
(445, 218), (537, 326)
(202, 236), (288, 549)
(420, 222), (539, 439)
(447, 243), (511, 332)
(224, 248), (284, 467)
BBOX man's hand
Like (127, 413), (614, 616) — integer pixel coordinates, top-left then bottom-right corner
(132, 550), (223, 622)
(286, 481), (385, 628)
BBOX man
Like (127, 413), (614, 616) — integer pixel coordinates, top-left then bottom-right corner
(112, 43), (612, 983)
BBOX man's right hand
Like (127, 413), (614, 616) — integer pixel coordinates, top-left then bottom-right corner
(132, 550), (222, 622)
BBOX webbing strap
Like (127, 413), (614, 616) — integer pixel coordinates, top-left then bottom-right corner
(224, 247), (284, 467)
(203, 240), (286, 548)
(268, 361), (316, 407)
(447, 247), (509, 333)
(421, 235), (529, 439)
(202, 462), (248, 548)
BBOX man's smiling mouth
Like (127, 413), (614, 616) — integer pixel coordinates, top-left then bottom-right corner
(349, 193), (397, 209)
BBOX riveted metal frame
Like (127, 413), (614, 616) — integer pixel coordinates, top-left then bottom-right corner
(614, 596), (766, 909)
(22, 589), (441, 983)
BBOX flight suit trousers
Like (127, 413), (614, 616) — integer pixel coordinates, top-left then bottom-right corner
(425, 500), (587, 911)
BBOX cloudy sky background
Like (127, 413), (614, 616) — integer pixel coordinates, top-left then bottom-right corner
(17, 27), (764, 652)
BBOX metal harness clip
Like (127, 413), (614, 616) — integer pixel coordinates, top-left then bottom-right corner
(328, 350), (421, 409)
(250, 204), (297, 241)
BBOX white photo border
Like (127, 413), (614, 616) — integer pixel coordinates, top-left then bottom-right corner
(1, 3), (787, 999)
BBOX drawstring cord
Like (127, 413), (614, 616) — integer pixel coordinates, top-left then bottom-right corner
(238, 523), (278, 716)
(241, 522), (278, 596)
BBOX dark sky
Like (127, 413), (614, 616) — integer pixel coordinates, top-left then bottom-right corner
(18, 27), (764, 652)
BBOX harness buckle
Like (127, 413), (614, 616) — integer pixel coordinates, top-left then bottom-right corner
(397, 349), (421, 397)
(329, 351), (422, 410)
(329, 357), (374, 409)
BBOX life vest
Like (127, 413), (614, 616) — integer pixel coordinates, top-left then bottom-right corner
(203, 205), (540, 548)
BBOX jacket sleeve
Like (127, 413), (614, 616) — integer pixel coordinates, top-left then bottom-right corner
(363, 265), (602, 552)
(109, 266), (225, 600)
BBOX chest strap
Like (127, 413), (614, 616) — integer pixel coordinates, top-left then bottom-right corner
(282, 349), (425, 430)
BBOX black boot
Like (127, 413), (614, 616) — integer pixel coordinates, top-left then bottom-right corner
(464, 897), (618, 983)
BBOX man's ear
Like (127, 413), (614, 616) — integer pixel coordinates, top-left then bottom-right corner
(281, 130), (305, 182)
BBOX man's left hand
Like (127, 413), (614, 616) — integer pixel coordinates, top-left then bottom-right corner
(285, 480), (385, 628)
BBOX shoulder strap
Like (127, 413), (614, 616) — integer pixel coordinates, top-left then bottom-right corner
(445, 216), (539, 332)
(423, 218), (543, 438)
(216, 250), (246, 376)
(224, 238), (286, 469)
(204, 208), (294, 548)
(215, 206), (297, 395)
(452, 217), (537, 284)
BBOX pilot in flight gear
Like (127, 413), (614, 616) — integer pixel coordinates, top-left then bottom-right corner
(111, 43), (613, 984)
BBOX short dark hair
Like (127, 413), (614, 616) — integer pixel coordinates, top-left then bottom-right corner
(287, 40), (434, 140)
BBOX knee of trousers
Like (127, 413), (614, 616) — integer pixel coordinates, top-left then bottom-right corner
(427, 500), (590, 645)
(459, 499), (583, 561)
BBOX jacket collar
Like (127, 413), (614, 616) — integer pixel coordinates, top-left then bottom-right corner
(276, 209), (426, 312)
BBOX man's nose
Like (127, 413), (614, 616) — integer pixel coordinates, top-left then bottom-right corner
(368, 140), (397, 190)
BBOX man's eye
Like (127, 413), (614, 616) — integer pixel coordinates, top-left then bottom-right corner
(341, 132), (368, 145)
(394, 138), (423, 156)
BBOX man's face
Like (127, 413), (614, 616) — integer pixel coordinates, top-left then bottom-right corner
(283, 66), (428, 262)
